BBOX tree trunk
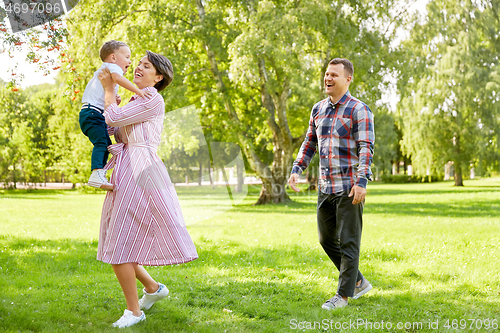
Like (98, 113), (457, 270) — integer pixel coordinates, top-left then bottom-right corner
(254, 177), (290, 205)
(12, 164), (17, 189)
(235, 157), (244, 193)
(198, 161), (202, 186)
(196, 0), (304, 205)
(208, 165), (214, 189)
(453, 130), (464, 186)
(454, 163), (464, 186)
(208, 163), (215, 189)
(306, 169), (318, 191)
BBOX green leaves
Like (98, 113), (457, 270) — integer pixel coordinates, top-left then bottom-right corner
(398, 0), (500, 182)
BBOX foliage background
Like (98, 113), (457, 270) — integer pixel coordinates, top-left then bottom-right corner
(1, 0), (499, 188)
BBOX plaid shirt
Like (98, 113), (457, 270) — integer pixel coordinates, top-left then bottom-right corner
(291, 91), (375, 194)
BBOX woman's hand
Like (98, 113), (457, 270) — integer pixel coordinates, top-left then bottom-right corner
(98, 68), (115, 91)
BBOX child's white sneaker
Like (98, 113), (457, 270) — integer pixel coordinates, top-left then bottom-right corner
(88, 169), (113, 190)
(112, 309), (145, 328)
(139, 283), (169, 310)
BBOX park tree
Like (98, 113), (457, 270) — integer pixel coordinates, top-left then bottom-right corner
(16, 87), (58, 184)
(0, 81), (87, 186)
(157, 105), (211, 185)
(0, 2), (91, 187)
(0, 85), (29, 186)
(0, 0), (78, 91)
(398, 0), (500, 186)
(65, 0), (394, 204)
(372, 107), (399, 178)
(45, 83), (93, 186)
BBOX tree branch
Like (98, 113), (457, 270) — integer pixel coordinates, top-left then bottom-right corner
(178, 18), (194, 28)
(111, 10), (147, 28)
(383, 0), (420, 36)
(195, 0), (269, 177)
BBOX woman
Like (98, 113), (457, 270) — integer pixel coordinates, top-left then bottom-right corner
(97, 51), (198, 328)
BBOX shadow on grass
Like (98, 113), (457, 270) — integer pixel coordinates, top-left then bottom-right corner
(0, 189), (80, 200)
(233, 200), (316, 213)
(368, 186), (500, 195)
(1, 236), (499, 332)
(234, 192), (500, 219)
(366, 201), (500, 218)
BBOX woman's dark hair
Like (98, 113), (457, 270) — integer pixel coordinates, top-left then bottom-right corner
(146, 50), (174, 92)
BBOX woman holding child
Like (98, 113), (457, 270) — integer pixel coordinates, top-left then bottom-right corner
(97, 50), (198, 328)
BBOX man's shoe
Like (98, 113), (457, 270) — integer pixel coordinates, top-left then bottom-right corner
(112, 309), (145, 328)
(88, 169), (113, 190)
(322, 294), (348, 310)
(139, 283), (169, 310)
(352, 277), (372, 299)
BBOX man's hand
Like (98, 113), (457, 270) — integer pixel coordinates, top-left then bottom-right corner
(115, 94), (122, 105)
(348, 185), (366, 204)
(288, 173), (300, 192)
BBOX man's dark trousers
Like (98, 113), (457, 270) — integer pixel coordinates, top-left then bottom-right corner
(79, 105), (112, 170)
(317, 189), (364, 297)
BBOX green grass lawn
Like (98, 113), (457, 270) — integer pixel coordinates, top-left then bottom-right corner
(1, 179), (500, 332)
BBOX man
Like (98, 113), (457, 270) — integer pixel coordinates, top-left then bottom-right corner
(288, 58), (375, 310)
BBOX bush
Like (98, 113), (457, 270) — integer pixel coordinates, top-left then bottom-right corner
(77, 185), (105, 194)
(381, 174), (442, 184)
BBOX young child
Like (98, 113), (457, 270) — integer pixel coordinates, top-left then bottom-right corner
(79, 40), (149, 190)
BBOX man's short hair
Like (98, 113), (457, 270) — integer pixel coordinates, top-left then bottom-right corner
(329, 58), (354, 77)
(146, 50), (174, 92)
(100, 40), (128, 61)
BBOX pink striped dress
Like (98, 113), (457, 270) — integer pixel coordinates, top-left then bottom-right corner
(96, 86), (198, 266)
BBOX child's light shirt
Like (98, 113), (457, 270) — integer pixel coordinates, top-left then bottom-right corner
(81, 63), (123, 110)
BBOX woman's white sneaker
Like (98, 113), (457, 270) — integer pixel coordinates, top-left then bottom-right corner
(139, 283), (169, 310)
(112, 309), (145, 328)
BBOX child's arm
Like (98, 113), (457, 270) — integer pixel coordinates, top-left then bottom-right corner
(111, 73), (152, 99)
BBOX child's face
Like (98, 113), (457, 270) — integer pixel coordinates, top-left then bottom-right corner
(112, 46), (132, 73)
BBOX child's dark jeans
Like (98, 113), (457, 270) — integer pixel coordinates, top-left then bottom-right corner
(79, 103), (112, 170)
